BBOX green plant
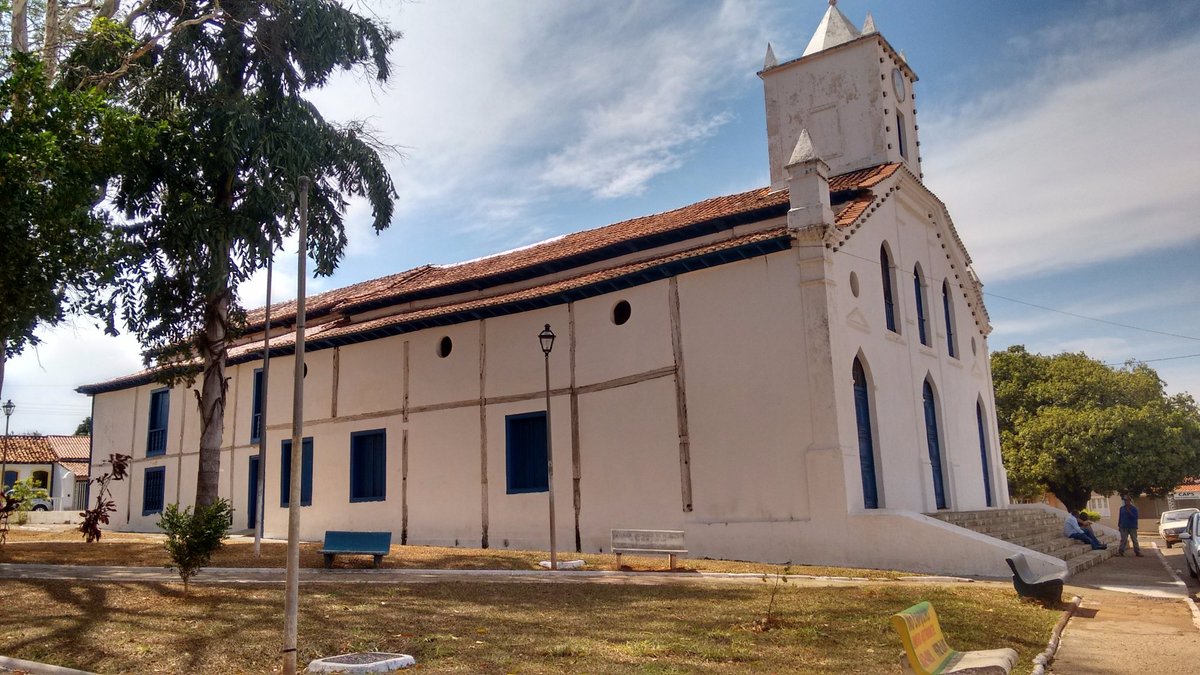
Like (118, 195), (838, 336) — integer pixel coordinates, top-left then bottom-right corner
(5, 478), (50, 525)
(1080, 509), (1102, 523)
(157, 499), (233, 591)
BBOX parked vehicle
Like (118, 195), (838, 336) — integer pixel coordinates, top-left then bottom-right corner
(1159, 508), (1200, 548)
(1181, 513), (1200, 579)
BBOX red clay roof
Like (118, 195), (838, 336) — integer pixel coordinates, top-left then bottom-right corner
(46, 435), (90, 460)
(244, 164), (900, 330)
(81, 164), (902, 395)
(59, 461), (90, 479)
(0, 437), (59, 464)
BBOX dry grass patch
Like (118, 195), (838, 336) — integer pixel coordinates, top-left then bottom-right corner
(0, 529), (909, 578)
(0, 579), (1057, 674)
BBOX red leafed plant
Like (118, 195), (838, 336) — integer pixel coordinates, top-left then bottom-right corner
(79, 453), (131, 542)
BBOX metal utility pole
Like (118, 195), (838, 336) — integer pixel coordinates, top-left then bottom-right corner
(282, 177), (309, 675)
(254, 257), (272, 557)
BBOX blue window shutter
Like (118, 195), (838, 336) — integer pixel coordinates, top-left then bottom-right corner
(977, 403), (993, 507)
(913, 268), (928, 346)
(349, 430), (386, 502)
(943, 281), (957, 358)
(280, 440), (292, 507)
(853, 359), (879, 509)
(142, 467), (165, 515)
(147, 389), (169, 456)
(923, 381), (947, 509)
(301, 439), (314, 506)
(881, 247), (896, 332)
(505, 412), (548, 493)
(247, 456), (260, 528)
(281, 438), (314, 506)
(251, 369), (264, 443)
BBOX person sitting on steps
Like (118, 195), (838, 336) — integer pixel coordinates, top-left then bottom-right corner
(1064, 509), (1107, 550)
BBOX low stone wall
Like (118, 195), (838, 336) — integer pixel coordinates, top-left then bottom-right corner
(22, 510), (84, 525)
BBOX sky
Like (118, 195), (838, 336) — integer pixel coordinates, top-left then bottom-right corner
(4, 0), (1199, 435)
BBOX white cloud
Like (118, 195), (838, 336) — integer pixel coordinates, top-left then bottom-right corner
(925, 30), (1200, 283)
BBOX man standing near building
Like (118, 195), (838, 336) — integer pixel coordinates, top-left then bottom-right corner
(1117, 495), (1142, 556)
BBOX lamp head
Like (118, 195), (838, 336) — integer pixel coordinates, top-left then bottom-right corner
(538, 324), (556, 355)
(2, 400), (13, 418)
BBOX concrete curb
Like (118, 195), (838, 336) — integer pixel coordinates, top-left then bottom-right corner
(0, 654), (97, 675)
(1150, 542), (1200, 631)
(1030, 595), (1081, 675)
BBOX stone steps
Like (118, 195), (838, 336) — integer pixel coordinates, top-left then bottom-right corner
(929, 508), (1116, 577)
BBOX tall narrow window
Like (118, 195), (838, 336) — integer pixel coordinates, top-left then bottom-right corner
(897, 112), (908, 159)
(350, 430), (387, 502)
(977, 402), (994, 507)
(506, 412), (548, 493)
(147, 388), (169, 457)
(942, 280), (958, 358)
(922, 380), (948, 510)
(31, 470), (49, 489)
(913, 266), (929, 346)
(880, 246), (897, 333)
(250, 368), (264, 443)
(853, 358), (880, 509)
(3, 471), (17, 490)
(280, 437), (313, 507)
(143, 467), (166, 515)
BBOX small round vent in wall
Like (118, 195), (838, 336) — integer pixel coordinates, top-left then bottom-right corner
(437, 336), (453, 358)
(612, 300), (632, 325)
(849, 271), (860, 298)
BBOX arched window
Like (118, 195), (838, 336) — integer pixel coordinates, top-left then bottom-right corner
(942, 280), (957, 358)
(880, 245), (897, 332)
(853, 357), (880, 509)
(31, 470), (49, 489)
(922, 379), (948, 510)
(913, 265), (929, 346)
(977, 401), (993, 507)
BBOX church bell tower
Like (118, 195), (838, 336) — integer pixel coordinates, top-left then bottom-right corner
(760, 1), (921, 191)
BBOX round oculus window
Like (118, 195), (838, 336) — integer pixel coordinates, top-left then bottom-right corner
(849, 271), (860, 298)
(437, 336), (453, 358)
(892, 68), (906, 102)
(612, 300), (632, 325)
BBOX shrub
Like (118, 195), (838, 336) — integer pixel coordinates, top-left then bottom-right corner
(1080, 509), (1102, 523)
(158, 499), (233, 591)
(5, 478), (50, 526)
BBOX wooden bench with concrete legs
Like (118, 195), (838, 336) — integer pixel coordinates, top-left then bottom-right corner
(891, 601), (1018, 674)
(1006, 552), (1065, 604)
(610, 529), (686, 571)
(319, 530), (392, 569)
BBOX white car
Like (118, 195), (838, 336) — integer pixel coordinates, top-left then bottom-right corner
(1181, 513), (1200, 579)
(1159, 508), (1200, 548)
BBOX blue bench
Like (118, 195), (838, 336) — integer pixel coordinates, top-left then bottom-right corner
(320, 530), (392, 569)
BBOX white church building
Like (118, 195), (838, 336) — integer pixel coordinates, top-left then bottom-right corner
(81, 5), (1044, 577)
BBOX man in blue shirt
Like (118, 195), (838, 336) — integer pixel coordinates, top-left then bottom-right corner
(1064, 510), (1106, 549)
(1117, 495), (1142, 556)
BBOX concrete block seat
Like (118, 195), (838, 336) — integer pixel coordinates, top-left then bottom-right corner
(1006, 553), (1064, 603)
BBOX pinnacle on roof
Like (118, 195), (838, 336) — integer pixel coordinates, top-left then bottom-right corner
(802, 0), (861, 57)
(862, 11), (877, 34)
(787, 129), (820, 166)
(763, 42), (778, 70)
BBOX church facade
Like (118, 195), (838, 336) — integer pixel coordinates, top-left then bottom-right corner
(80, 5), (1026, 576)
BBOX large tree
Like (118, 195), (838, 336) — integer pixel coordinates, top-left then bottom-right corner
(77, 0), (397, 506)
(992, 345), (1200, 511)
(0, 50), (146, 399)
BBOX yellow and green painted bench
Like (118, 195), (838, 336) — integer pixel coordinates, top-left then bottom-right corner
(890, 601), (1018, 674)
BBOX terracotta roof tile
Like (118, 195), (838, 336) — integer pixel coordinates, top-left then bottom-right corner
(59, 461), (90, 479)
(0, 437), (58, 463)
(46, 435), (90, 460)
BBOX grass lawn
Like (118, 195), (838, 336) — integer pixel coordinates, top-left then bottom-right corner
(0, 528), (911, 578)
(0, 578), (1058, 674)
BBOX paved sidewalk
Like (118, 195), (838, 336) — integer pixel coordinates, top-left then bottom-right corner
(1052, 543), (1200, 674)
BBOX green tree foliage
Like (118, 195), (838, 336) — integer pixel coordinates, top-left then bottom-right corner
(158, 498), (232, 591)
(0, 50), (147, 396)
(74, 415), (91, 435)
(76, 1), (399, 506)
(992, 345), (1200, 512)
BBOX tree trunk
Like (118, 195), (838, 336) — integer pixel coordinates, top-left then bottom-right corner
(194, 263), (231, 507)
(1049, 483), (1092, 513)
(42, 0), (60, 79)
(12, 0), (29, 53)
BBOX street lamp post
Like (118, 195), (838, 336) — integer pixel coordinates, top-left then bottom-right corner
(538, 324), (557, 571)
(2, 399), (14, 492)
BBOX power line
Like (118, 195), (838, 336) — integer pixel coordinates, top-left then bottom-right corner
(983, 292), (1200, 342)
(1104, 353), (1200, 367)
